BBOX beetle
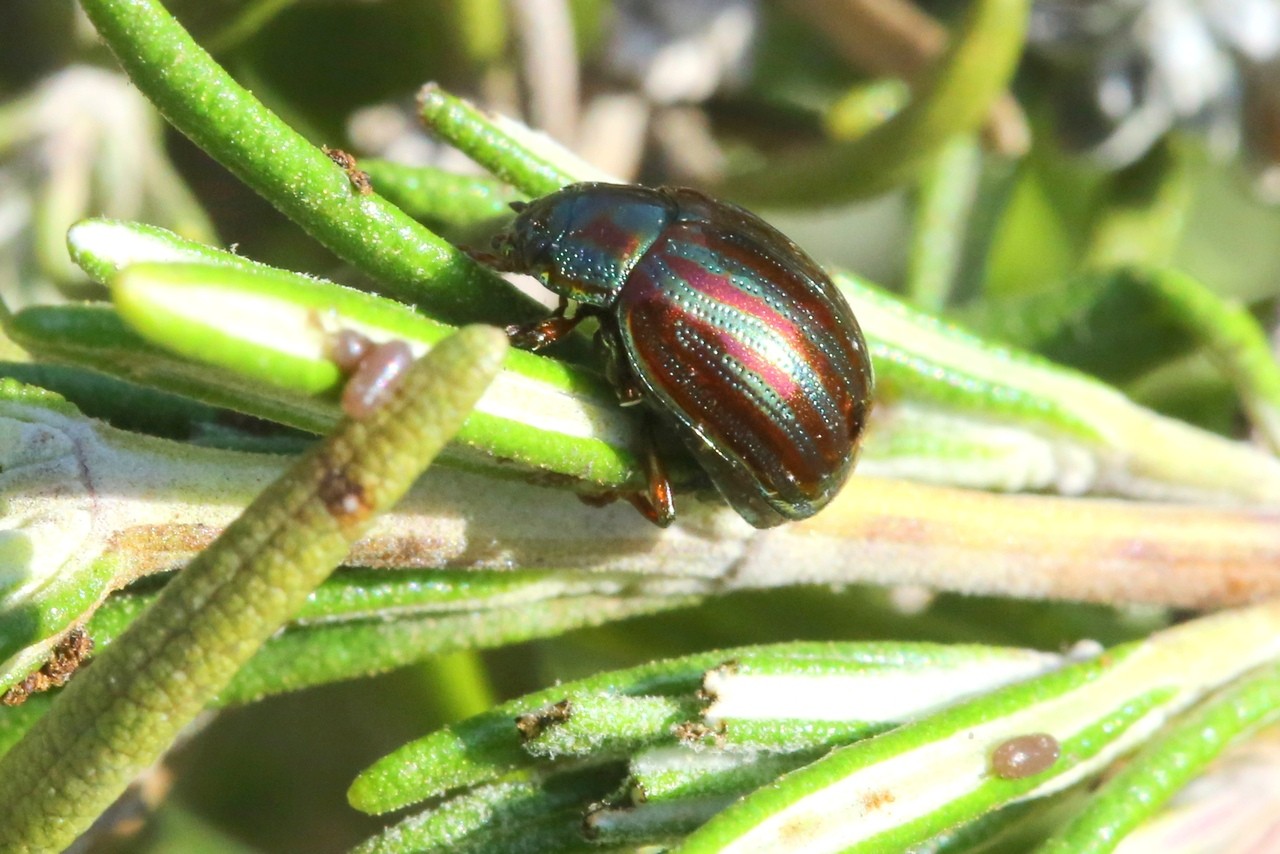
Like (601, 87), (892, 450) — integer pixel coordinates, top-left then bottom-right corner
(491, 182), (873, 528)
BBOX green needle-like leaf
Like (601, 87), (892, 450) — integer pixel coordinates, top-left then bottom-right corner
(1036, 662), (1280, 854)
(0, 326), (506, 851)
(76, 0), (546, 326)
(677, 604), (1280, 853)
(417, 83), (611, 197)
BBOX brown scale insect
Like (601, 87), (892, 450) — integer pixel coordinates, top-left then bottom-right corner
(991, 732), (1061, 779)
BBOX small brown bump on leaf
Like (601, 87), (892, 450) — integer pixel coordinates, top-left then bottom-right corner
(328, 328), (373, 373)
(341, 340), (414, 420)
(674, 720), (726, 748)
(2, 627), (94, 706)
(322, 145), (373, 195)
(324, 324), (416, 420)
(991, 732), (1061, 779)
(515, 698), (572, 741)
(860, 788), (896, 812)
(6, 679), (43, 707)
(317, 464), (371, 522)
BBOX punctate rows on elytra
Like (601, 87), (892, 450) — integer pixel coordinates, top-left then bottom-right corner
(492, 182), (873, 529)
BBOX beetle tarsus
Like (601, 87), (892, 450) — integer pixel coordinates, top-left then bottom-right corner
(505, 299), (588, 350)
(625, 438), (675, 527)
(463, 244), (506, 268)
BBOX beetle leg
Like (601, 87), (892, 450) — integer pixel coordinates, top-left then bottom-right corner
(626, 429), (676, 528)
(463, 245), (505, 267)
(596, 326), (645, 406)
(614, 367), (645, 406)
(505, 298), (587, 350)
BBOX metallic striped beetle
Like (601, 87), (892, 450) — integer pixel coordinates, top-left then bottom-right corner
(493, 182), (873, 528)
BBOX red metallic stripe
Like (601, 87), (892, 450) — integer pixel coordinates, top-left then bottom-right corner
(658, 223), (863, 438)
(704, 229), (864, 392)
(576, 210), (647, 261)
(662, 254), (804, 399)
(620, 254), (854, 500)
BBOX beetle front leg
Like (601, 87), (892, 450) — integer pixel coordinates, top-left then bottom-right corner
(505, 297), (588, 351)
